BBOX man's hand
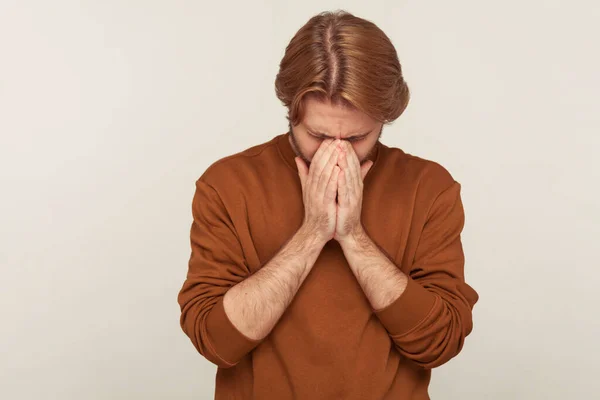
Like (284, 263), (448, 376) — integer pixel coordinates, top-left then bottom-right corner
(295, 139), (342, 245)
(333, 140), (374, 244)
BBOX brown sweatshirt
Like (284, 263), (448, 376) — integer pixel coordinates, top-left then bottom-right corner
(177, 131), (479, 399)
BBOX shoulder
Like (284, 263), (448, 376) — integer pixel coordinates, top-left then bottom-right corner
(384, 145), (459, 197)
(378, 144), (463, 223)
(408, 153), (457, 193)
(194, 135), (279, 194)
(403, 153), (463, 221)
(384, 148), (464, 226)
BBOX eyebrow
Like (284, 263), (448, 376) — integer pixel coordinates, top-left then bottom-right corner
(306, 127), (372, 140)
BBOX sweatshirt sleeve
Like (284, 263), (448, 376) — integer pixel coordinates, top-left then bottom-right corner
(177, 178), (263, 368)
(373, 180), (479, 369)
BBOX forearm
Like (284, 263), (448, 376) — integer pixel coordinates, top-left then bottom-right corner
(339, 226), (478, 368)
(223, 225), (325, 340)
(339, 228), (408, 311)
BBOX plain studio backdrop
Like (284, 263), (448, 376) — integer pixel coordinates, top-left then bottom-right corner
(1, 1), (599, 399)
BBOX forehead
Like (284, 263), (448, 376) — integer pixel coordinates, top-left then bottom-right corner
(302, 96), (373, 132)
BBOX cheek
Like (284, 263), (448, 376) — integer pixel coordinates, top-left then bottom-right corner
(306, 140), (324, 160)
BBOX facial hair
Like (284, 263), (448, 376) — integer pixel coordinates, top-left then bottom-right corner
(287, 121), (382, 168)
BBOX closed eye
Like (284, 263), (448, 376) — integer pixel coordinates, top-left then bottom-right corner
(309, 131), (366, 142)
(348, 137), (365, 142)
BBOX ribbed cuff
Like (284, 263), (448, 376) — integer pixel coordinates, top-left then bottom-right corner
(205, 297), (263, 367)
(373, 277), (438, 336)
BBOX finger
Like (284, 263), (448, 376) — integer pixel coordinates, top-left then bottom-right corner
(312, 138), (335, 165)
(307, 138), (334, 194)
(339, 144), (356, 195)
(337, 164), (348, 207)
(346, 141), (360, 178)
(344, 141), (360, 194)
(325, 165), (340, 202)
(310, 138), (335, 174)
(317, 144), (341, 197)
(314, 139), (340, 184)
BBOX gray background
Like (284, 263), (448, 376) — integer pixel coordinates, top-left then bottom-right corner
(1, 0), (598, 399)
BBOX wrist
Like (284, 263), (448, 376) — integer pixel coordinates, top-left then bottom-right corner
(297, 224), (329, 250)
(338, 226), (367, 250)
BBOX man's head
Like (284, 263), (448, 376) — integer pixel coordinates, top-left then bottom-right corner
(275, 10), (410, 168)
(288, 94), (383, 168)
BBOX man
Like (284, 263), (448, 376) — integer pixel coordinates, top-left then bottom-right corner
(177, 10), (478, 400)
